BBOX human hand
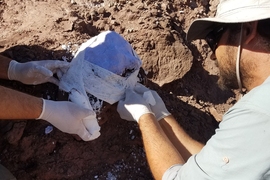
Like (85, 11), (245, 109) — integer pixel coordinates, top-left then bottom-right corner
(134, 83), (171, 120)
(37, 99), (93, 141)
(8, 60), (70, 85)
(117, 89), (154, 122)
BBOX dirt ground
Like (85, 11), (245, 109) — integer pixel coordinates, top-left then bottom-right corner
(0, 0), (239, 179)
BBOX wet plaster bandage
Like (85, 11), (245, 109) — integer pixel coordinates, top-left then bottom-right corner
(59, 31), (142, 140)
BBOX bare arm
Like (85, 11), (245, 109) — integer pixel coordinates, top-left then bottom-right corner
(159, 115), (204, 161)
(0, 55), (42, 119)
(0, 54), (12, 79)
(0, 85), (42, 119)
(138, 114), (185, 180)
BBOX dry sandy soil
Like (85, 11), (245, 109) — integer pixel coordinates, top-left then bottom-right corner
(0, 0), (239, 179)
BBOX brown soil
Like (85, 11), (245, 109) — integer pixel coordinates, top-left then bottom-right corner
(0, 0), (238, 179)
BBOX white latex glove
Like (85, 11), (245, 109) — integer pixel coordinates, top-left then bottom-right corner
(37, 99), (93, 141)
(8, 60), (70, 85)
(134, 83), (171, 121)
(117, 89), (154, 122)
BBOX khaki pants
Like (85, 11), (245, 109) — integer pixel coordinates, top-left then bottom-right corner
(0, 164), (16, 180)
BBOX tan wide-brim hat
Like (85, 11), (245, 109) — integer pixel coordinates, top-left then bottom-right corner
(187, 0), (270, 41)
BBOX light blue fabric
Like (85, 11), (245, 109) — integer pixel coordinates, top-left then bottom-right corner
(163, 76), (270, 180)
(83, 31), (142, 76)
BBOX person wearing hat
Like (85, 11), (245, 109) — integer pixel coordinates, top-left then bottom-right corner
(117, 0), (270, 179)
(0, 55), (93, 179)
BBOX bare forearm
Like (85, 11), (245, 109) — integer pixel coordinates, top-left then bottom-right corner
(0, 85), (42, 119)
(138, 114), (184, 180)
(159, 115), (204, 161)
(0, 54), (12, 79)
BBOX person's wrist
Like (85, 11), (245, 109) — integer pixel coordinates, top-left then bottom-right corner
(36, 98), (45, 120)
(138, 113), (156, 123)
(156, 111), (171, 121)
(134, 109), (154, 122)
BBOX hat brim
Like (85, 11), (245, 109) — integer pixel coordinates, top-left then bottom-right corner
(186, 18), (222, 42)
(187, 7), (270, 42)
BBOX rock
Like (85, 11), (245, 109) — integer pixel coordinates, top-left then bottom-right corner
(6, 122), (26, 145)
(134, 30), (193, 86)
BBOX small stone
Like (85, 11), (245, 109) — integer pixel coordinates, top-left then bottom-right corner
(6, 122), (26, 145)
(45, 125), (53, 134)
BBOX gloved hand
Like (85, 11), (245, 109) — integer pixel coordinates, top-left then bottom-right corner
(37, 99), (93, 141)
(134, 83), (171, 121)
(117, 89), (154, 122)
(8, 60), (70, 85)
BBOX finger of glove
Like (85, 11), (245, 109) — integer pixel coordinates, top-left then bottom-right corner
(44, 61), (70, 73)
(150, 91), (164, 102)
(150, 91), (171, 120)
(73, 104), (94, 118)
(76, 124), (92, 141)
(47, 77), (60, 86)
(143, 91), (156, 106)
(125, 89), (146, 105)
(56, 69), (64, 79)
(134, 83), (150, 94)
(34, 65), (53, 77)
(117, 100), (135, 121)
(134, 84), (156, 105)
